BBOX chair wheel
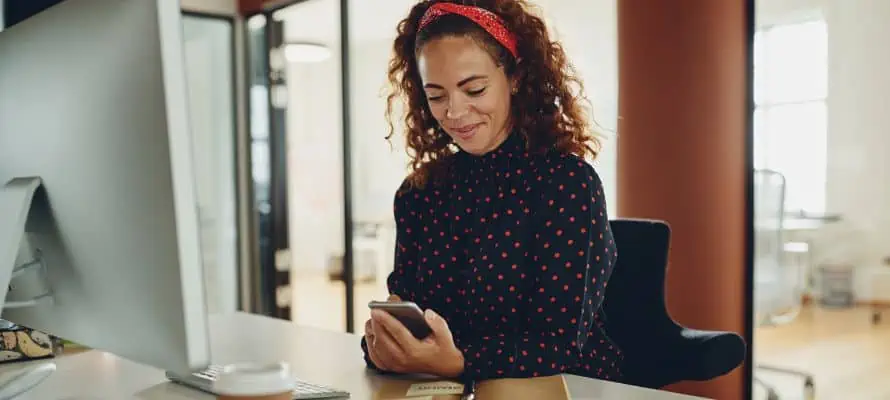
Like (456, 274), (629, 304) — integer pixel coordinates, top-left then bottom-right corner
(873, 311), (881, 325)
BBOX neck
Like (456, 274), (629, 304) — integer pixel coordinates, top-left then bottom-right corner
(467, 121), (513, 156)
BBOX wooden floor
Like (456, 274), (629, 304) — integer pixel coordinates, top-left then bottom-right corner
(290, 275), (890, 399)
(754, 305), (890, 400)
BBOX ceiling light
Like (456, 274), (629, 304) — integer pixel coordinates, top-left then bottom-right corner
(283, 42), (331, 63)
(247, 15), (266, 31)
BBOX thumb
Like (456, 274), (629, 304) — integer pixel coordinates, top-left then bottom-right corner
(424, 309), (452, 341)
(424, 308), (440, 324)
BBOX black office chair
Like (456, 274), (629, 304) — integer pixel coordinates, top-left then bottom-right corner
(602, 218), (747, 389)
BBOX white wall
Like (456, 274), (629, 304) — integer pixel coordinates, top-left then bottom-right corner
(285, 56), (347, 275)
(823, 0), (890, 300)
(757, 0), (890, 301)
(282, 0), (347, 276)
(539, 0), (618, 215)
(348, 39), (412, 224)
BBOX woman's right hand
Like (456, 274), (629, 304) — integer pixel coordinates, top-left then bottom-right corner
(364, 294), (401, 371)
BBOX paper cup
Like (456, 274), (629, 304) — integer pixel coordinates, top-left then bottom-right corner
(214, 362), (295, 400)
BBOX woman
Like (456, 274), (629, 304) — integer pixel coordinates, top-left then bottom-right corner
(361, 0), (621, 382)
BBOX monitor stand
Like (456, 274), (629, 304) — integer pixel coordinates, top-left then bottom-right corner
(0, 177), (57, 398)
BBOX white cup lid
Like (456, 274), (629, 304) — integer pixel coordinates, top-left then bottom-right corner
(213, 362), (296, 396)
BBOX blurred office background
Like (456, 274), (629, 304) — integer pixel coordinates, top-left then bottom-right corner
(4, 0), (890, 399)
(752, 0), (890, 399)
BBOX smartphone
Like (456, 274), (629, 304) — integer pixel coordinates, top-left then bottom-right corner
(368, 300), (433, 339)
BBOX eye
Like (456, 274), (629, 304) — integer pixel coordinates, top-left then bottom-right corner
(467, 87), (487, 96)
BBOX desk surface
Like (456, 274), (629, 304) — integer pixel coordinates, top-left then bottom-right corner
(1, 312), (705, 400)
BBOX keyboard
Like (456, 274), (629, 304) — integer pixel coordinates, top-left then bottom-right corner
(166, 365), (350, 399)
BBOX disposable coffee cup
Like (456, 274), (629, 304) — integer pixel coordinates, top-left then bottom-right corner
(214, 362), (295, 400)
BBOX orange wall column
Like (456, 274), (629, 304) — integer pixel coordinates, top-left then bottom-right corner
(617, 1), (751, 399)
(238, 0), (266, 14)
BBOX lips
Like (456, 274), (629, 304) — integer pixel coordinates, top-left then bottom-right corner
(450, 123), (482, 139)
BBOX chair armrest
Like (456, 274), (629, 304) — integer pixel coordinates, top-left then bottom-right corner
(676, 329), (746, 381)
(620, 328), (746, 388)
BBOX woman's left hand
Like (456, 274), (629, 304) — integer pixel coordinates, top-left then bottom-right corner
(368, 308), (464, 377)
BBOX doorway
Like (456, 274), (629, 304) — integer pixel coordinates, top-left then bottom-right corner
(244, 0), (360, 332)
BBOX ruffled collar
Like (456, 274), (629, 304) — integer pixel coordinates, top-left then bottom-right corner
(455, 132), (527, 171)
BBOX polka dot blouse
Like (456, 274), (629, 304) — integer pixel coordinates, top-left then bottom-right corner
(362, 133), (623, 381)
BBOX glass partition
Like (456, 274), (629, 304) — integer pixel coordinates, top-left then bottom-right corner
(182, 13), (240, 314)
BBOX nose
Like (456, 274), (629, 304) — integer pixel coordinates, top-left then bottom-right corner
(445, 96), (469, 120)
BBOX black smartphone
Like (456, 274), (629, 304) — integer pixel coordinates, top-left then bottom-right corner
(368, 300), (433, 339)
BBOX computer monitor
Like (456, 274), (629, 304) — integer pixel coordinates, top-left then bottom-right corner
(0, 0), (210, 377)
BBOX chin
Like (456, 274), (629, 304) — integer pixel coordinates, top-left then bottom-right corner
(450, 132), (494, 156)
(453, 139), (487, 155)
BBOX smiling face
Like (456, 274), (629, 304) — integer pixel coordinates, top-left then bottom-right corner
(417, 36), (515, 156)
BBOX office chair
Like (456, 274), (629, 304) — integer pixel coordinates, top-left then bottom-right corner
(601, 218), (746, 389)
(753, 169), (814, 400)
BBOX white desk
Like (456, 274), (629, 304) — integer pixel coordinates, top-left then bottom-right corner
(0, 312), (706, 399)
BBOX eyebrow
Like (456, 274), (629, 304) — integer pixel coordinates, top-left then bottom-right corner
(424, 75), (488, 89)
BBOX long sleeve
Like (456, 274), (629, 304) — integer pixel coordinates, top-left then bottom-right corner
(383, 184), (421, 302)
(458, 158), (617, 379)
(362, 180), (421, 370)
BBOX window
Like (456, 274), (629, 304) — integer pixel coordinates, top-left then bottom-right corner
(754, 20), (828, 213)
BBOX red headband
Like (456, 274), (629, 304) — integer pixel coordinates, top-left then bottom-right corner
(417, 3), (519, 59)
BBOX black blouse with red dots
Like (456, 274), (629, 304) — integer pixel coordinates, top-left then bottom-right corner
(361, 132), (623, 382)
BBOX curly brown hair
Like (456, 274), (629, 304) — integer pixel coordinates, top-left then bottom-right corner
(385, 0), (601, 188)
